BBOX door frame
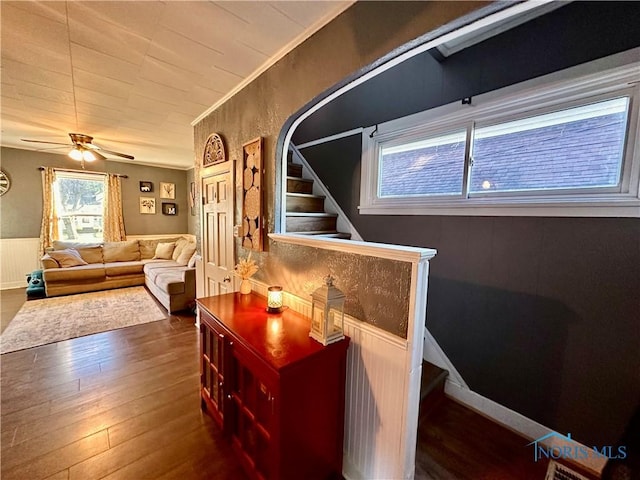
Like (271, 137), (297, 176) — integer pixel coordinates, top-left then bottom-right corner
(199, 160), (236, 298)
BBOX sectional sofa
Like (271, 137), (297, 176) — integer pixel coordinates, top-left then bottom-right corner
(41, 236), (197, 313)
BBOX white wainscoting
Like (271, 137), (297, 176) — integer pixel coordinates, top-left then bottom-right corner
(0, 238), (41, 289)
(250, 278), (424, 480)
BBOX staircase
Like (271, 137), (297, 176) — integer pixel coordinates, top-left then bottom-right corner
(285, 160), (352, 239)
(418, 361), (448, 425)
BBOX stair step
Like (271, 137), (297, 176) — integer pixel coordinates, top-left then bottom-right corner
(287, 176), (313, 194)
(286, 213), (338, 233)
(296, 231), (352, 239)
(419, 361), (448, 424)
(286, 193), (326, 213)
(287, 163), (303, 178)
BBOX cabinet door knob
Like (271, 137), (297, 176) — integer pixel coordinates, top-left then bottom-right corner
(223, 275), (231, 283)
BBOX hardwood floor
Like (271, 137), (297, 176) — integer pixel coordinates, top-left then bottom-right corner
(1, 288), (27, 333)
(2, 288), (550, 479)
(1, 288), (246, 480)
(416, 398), (550, 479)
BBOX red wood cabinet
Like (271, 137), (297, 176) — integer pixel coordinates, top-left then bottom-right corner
(197, 293), (349, 480)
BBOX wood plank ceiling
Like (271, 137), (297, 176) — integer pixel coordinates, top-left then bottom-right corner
(0, 1), (351, 168)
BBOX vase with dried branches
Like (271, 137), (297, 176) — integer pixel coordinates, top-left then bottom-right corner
(234, 252), (258, 294)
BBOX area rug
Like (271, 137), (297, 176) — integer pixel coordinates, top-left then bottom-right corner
(1, 286), (166, 354)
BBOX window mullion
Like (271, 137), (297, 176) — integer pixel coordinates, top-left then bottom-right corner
(461, 122), (475, 199)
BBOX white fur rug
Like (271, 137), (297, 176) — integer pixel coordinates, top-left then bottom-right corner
(1, 286), (166, 354)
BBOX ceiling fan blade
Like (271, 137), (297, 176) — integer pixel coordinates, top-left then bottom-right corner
(21, 139), (71, 146)
(91, 150), (107, 161)
(95, 147), (135, 160)
(35, 146), (72, 152)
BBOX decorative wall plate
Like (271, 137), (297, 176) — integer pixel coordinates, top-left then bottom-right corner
(203, 133), (226, 167)
(0, 170), (10, 196)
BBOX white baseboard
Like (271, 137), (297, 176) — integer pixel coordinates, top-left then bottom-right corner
(444, 379), (606, 476)
(2, 281), (28, 290)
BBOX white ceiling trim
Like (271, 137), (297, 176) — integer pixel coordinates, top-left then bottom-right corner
(191, 1), (356, 126)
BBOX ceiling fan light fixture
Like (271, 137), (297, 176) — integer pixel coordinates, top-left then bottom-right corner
(82, 149), (97, 162)
(68, 146), (83, 161)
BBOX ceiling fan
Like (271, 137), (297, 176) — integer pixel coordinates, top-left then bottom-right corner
(21, 133), (134, 165)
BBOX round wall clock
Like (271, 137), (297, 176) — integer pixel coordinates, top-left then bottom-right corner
(0, 170), (10, 196)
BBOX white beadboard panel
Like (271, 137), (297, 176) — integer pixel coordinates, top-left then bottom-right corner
(1, 238), (41, 289)
(342, 320), (409, 480)
(250, 278), (423, 480)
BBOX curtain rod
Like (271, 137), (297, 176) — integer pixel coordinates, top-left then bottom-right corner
(38, 167), (128, 178)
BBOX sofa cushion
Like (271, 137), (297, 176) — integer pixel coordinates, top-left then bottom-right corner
(76, 245), (104, 264)
(153, 242), (175, 260)
(44, 264), (106, 282)
(103, 240), (140, 263)
(104, 261), (145, 276)
(145, 263), (188, 283)
(187, 252), (197, 268)
(176, 242), (196, 266)
(154, 273), (185, 295)
(48, 249), (88, 268)
(172, 238), (189, 261)
(139, 237), (183, 259)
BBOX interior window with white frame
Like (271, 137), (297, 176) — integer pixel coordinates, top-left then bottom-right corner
(360, 58), (640, 217)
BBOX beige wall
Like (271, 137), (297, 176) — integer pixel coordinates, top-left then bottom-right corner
(1, 147), (189, 238)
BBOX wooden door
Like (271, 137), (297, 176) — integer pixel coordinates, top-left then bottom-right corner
(201, 166), (234, 297)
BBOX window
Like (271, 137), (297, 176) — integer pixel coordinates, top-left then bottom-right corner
(54, 172), (105, 241)
(361, 61), (640, 217)
(379, 130), (467, 197)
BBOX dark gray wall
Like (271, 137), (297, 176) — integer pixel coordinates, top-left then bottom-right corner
(1, 147), (189, 238)
(294, 1), (640, 143)
(300, 2), (640, 448)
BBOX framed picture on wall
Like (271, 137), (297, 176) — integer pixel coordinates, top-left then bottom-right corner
(162, 202), (177, 215)
(160, 182), (175, 199)
(139, 181), (153, 192)
(140, 197), (156, 214)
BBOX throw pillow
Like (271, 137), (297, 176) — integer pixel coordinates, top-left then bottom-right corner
(41, 254), (59, 269)
(51, 240), (101, 250)
(48, 248), (88, 268)
(139, 237), (182, 259)
(153, 242), (176, 260)
(187, 251), (198, 268)
(176, 242), (197, 266)
(172, 238), (189, 261)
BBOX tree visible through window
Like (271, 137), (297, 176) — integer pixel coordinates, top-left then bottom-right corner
(54, 172), (105, 241)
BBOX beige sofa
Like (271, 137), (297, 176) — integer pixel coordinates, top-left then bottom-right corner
(41, 237), (197, 313)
